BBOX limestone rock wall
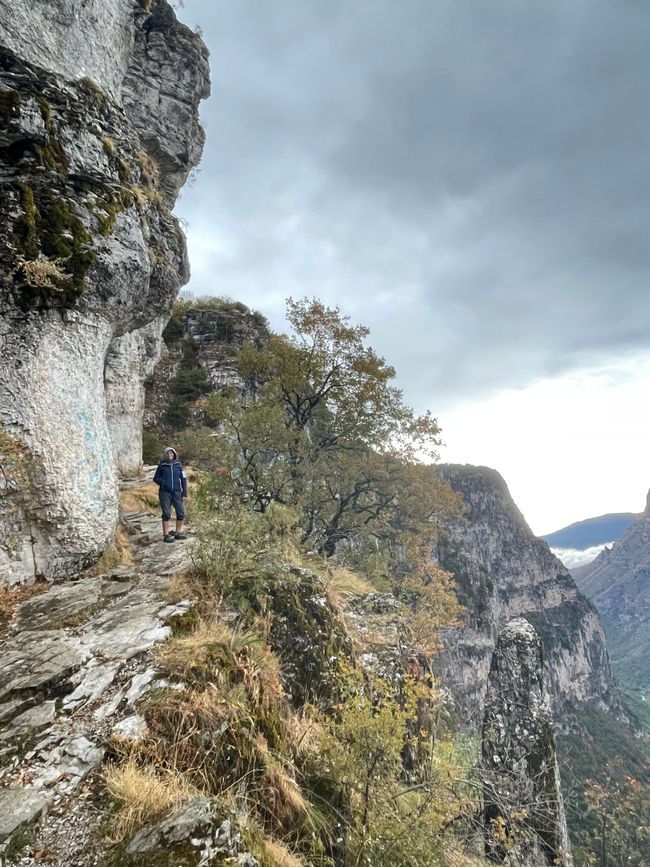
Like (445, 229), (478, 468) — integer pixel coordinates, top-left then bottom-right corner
(105, 315), (167, 478)
(435, 465), (623, 725)
(0, 0), (210, 584)
(482, 618), (573, 866)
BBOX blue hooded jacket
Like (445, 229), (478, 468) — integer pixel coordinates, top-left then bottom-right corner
(153, 447), (188, 496)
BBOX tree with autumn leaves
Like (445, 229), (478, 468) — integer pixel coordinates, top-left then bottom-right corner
(583, 766), (650, 866)
(206, 297), (461, 601)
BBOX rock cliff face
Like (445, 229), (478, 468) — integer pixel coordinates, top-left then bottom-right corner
(435, 465), (622, 726)
(144, 301), (270, 436)
(573, 490), (650, 691)
(0, 0), (210, 584)
(482, 618), (572, 866)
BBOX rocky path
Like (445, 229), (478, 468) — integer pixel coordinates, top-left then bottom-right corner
(0, 479), (195, 866)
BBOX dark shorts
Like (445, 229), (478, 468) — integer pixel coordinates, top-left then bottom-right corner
(160, 490), (186, 522)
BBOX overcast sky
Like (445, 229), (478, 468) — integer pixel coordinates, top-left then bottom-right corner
(175, 0), (650, 535)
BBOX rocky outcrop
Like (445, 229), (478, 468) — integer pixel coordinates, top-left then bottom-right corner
(0, 0), (210, 585)
(124, 797), (259, 867)
(144, 300), (270, 435)
(266, 565), (354, 705)
(482, 619), (572, 866)
(0, 502), (194, 860)
(435, 465), (622, 725)
(573, 490), (650, 691)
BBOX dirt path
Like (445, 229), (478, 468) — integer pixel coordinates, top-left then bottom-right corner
(0, 475), (196, 866)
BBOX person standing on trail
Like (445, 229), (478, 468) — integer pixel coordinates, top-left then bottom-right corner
(153, 447), (188, 543)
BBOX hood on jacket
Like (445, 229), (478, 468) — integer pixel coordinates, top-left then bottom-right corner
(162, 446), (178, 461)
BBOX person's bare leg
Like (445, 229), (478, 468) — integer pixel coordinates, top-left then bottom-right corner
(162, 520), (170, 539)
(175, 519), (183, 534)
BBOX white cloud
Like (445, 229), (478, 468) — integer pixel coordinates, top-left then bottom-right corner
(440, 355), (650, 535)
(550, 544), (612, 570)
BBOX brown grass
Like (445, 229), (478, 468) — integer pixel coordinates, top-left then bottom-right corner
(120, 480), (159, 514)
(164, 569), (215, 606)
(261, 838), (307, 867)
(94, 523), (133, 574)
(261, 761), (309, 822)
(157, 616), (233, 678)
(105, 758), (198, 841)
(443, 845), (491, 866)
(324, 566), (374, 610)
(14, 255), (66, 290)
(283, 710), (324, 758)
(0, 580), (48, 620)
(115, 523), (133, 565)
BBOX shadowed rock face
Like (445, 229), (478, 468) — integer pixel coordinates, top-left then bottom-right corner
(435, 465), (623, 725)
(0, 0), (209, 584)
(482, 618), (572, 866)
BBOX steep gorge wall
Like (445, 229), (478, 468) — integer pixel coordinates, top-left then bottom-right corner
(435, 464), (623, 727)
(573, 490), (650, 691)
(0, 0), (209, 584)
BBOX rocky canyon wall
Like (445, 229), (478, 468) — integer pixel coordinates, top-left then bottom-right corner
(573, 489), (650, 691)
(0, 0), (209, 584)
(435, 464), (623, 726)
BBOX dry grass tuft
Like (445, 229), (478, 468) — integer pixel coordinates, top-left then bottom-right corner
(120, 480), (159, 514)
(105, 758), (198, 841)
(94, 523), (133, 574)
(443, 844), (492, 866)
(138, 149), (160, 186)
(14, 255), (66, 290)
(115, 523), (133, 565)
(164, 569), (205, 604)
(261, 838), (307, 867)
(261, 761), (310, 822)
(157, 616), (233, 678)
(283, 710), (324, 758)
(324, 565), (374, 609)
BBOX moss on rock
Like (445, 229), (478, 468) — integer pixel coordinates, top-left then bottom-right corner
(266, 566), (354, 706)
(12, 184), (97, 309)
(34, 137), (69, 174)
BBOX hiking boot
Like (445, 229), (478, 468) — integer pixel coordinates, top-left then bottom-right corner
(174, 533), (187, 541)
(163, 533), (176, 543)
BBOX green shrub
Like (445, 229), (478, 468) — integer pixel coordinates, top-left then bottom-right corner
(191, 497), (301, 606)
(174, 426), (219, 468)
(142, 428), (164, 464)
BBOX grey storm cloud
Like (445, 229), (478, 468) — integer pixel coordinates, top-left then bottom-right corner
(176, 0), (650, 413)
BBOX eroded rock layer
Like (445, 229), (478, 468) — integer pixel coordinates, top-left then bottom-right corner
(0, 0), (209, 584)
(435, 465), (622, 725)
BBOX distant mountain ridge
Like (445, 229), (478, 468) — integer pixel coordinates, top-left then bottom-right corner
(542, 512), (637, 550)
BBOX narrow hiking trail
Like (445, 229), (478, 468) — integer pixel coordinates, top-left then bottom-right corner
(0, 471), (196, 866)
